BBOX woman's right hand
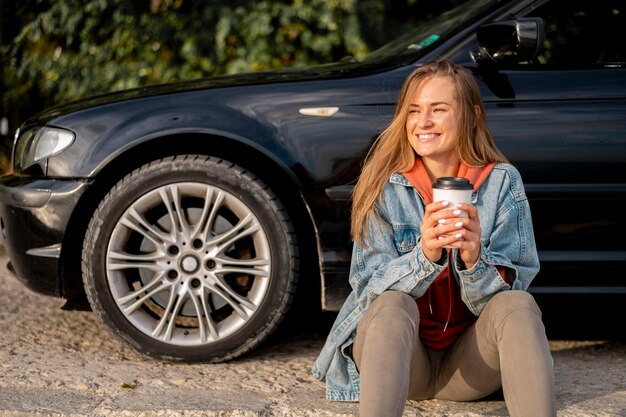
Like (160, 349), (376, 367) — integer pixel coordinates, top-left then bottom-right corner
(420, 200), (466, 263)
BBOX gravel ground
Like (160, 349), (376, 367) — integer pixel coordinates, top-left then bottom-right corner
(0, 248), (624, 417)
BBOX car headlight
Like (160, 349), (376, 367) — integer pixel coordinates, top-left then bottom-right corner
(14, 126), (75, 171)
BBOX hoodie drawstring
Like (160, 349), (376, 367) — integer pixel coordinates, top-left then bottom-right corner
(428, 251), (454, 332)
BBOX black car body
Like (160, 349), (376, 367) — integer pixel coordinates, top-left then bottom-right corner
(1, 0), (625, 361)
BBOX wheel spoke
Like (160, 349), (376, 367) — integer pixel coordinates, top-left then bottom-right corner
(116, 273), (168, 314)
(188, 292), (206, 342)
(120, 208), (171, 247)
(163, 291), (188, 342)
(159, 185), (190, 239)
(202, 190), (225, 242)
(151, 288), (178, 340)
(200, 291), (220, 341)
(214, 254), (269, 277)
(215, 266), (269, 278)
(208, 277), (257, 319)
(107, 250), (164, 272)
(214, 255), (269, 268)
(212, 214), (261, 254)
(189, 290), (219, 342)
(190, 187), (214, 239)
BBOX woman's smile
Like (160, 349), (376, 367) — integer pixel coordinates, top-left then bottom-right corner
(415, 133), (441, 141)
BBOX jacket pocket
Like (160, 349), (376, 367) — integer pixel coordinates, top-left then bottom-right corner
(393, 227), (420, 254)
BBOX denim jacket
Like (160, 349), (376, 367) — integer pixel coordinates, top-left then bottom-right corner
(311, 163), (540, 402)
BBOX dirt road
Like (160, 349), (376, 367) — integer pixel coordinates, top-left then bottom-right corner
(0, 249), (624, 416)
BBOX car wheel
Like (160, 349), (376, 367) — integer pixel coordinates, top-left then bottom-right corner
(82, 155), (298, 362)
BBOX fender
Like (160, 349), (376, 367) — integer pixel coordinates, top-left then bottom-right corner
(45, 95), (297, 179)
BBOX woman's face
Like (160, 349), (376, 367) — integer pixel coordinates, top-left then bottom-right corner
(405, 76), (461, 165)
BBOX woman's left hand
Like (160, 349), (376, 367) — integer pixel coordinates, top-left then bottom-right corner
(448, 203), (482, 269)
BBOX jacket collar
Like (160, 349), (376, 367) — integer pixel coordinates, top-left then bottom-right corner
(389, 172), (413, 187)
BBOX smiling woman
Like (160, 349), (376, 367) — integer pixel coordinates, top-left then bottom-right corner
(313, 59), (555, 417)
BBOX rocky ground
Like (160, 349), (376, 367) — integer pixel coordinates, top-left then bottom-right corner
(0, 248), (624, 416)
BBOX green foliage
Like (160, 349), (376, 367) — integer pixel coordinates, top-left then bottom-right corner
(3, 0), (376, 109)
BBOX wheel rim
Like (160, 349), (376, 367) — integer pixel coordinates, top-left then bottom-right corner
(106, 182), (271, 347)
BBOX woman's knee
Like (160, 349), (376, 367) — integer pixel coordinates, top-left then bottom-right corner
(373, 291), (419, 316)
(483, 291), (544, 334)
(485, 291), (540, 317)
(365, 291), (420, 331)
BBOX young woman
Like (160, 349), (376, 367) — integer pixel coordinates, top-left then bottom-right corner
(312, 59), (556, 417)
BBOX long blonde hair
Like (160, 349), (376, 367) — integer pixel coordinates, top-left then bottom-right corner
(351, 58), (508, 245)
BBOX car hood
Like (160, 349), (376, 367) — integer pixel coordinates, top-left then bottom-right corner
(28, 60), (384, 126)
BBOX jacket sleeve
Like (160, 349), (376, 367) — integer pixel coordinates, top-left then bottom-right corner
(349, 203), (447, 311)
(454, 167), (540, 315)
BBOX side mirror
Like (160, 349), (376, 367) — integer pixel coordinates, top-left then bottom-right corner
(471, 18), (545, 65)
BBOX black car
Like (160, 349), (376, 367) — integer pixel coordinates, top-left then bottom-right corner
(1, 0), (624, 362)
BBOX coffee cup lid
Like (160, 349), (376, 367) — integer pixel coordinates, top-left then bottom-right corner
(432, 177), (473, 190)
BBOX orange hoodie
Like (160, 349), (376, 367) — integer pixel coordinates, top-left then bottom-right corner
(403, 158), (508, 349)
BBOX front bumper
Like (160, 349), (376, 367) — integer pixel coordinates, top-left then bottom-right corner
(0, 175), (90, 296)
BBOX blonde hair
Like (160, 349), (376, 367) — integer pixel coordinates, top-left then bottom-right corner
(351, 58), (508, 245)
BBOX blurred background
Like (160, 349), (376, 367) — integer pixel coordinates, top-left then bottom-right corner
(0, 0), (465, 174)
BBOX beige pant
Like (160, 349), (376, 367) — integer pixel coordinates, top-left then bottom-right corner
(352, 290), (556, 417)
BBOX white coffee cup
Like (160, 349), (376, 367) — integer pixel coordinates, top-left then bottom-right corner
(432, 177), (473, 247)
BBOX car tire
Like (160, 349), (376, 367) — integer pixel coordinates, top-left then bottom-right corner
(81, 155), (298, 362)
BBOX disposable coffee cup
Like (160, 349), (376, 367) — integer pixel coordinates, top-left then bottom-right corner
(432, 177), (473, 247)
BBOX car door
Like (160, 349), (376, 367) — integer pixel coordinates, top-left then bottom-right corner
(456, 0), (626, 291)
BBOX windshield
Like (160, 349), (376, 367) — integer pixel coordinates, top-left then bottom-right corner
(362, 0), (506, 65)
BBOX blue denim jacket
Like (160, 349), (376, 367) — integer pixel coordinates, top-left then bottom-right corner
(311, 163), (540, 402)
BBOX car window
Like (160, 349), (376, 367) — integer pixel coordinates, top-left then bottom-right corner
(361, 0), (505, 67)
(526, 0), (625, 67)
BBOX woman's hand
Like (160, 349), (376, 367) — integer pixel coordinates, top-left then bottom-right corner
(421, 202), (482, 268)
(447, 203), (482, 268)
